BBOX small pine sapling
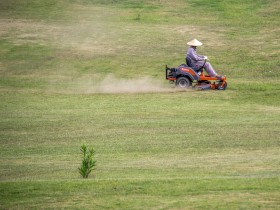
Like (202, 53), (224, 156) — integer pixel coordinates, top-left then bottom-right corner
(78, 144), (96, 178)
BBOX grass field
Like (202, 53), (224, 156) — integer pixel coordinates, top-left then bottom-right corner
(1, 0), (280, 209)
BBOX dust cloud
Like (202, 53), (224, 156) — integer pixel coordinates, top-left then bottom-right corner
(87, 74), (174, 94)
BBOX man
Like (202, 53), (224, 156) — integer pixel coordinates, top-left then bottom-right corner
(186, 39), (224, 79)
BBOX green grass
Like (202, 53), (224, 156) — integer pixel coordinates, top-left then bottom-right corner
(1, 91), (279, 208)
(1, 178), (279, 209)
(0, 0), (280, 209)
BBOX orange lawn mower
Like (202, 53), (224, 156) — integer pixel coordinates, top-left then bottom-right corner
(166, 57), (227, 90)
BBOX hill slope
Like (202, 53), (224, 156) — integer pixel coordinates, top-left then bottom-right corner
(1, 0), (279, 92)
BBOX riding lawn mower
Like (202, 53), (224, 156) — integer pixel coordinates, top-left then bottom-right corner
(166, 58), (227, 90)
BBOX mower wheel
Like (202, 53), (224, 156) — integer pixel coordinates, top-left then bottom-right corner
(176, 77), (191, 88)
(217, 81), (227, 90)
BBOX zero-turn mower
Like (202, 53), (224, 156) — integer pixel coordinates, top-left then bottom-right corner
(166, 58), (227, 90)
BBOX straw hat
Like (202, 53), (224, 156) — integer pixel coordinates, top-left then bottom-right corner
(187, 39), (203, 46)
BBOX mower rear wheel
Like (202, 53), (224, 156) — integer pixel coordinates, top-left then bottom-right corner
(176, 77), (191, 88)
(217, 81), (227, 90)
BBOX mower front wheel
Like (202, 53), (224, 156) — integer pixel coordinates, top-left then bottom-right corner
(176, 77), (191, 88)
(217, 81), (227, 90)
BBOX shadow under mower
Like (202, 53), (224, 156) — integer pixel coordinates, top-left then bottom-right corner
(166, 59), (227, 90)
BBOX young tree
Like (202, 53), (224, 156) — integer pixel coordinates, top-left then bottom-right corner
(78, 144), (96, 178)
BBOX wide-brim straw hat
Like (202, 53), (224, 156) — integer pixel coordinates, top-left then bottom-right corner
(187, 39), (203, 46)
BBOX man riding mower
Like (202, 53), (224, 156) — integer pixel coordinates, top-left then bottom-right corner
(166, 39), (227, 90)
